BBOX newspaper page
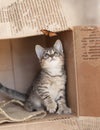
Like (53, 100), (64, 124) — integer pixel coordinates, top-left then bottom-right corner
(0, 0), (68, 39)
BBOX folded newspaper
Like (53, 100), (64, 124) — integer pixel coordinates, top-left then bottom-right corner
(0, 0), (68, 39)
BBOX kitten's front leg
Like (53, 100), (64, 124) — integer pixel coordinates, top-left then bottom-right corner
(38, 90), (57, 113)
(56, 89), (71, 114)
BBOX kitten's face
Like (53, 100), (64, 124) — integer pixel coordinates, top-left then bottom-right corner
(35, 40), (64, 69)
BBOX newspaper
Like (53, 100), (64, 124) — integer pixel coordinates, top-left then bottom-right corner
(0, 0), (68, 39)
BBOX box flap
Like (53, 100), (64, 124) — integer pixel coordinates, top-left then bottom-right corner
(0, 0), (68, 39)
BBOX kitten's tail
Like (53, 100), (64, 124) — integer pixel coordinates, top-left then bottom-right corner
(0, 83), (27, 102)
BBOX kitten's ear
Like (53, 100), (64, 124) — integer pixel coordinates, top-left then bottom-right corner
(35, 45), (44, 59)
(54, 39), (63, 53)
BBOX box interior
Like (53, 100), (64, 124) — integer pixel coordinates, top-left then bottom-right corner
(0, 30), (77, 117)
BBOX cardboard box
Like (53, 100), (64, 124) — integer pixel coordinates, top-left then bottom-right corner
(0, 26), (100, 119)
(0, 1), (100, 130)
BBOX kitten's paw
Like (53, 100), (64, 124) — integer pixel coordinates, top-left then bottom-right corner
(57, 105), (72, 114)
(63, 107), (72, 114)
(46, 101), (57, 113)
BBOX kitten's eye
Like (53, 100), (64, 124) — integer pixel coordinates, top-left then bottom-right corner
(54, 52), (59, 56)
(44, 53), (49, 59)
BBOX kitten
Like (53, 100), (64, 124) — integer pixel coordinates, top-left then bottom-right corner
(0, 40), (71, 114)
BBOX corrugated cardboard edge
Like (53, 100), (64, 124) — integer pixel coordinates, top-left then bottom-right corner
(1, 116), (100, 130)
(0, 116), (80, 130)
(77, 116), (100, 130)
(71, 26), (80, 116)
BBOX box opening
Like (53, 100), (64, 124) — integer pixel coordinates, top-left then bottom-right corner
(0, 30), (77, 119)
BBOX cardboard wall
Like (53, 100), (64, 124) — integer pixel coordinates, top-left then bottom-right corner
(74, 26), (100, 116)
(0, 36), (46, 98)
(59, 31), (78, 115)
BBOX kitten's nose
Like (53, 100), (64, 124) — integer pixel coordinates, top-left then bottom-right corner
(50, 54), (54, 58)
(50, 57), (55, 61)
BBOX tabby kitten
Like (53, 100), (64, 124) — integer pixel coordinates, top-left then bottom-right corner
(0, 40), (71, 114)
